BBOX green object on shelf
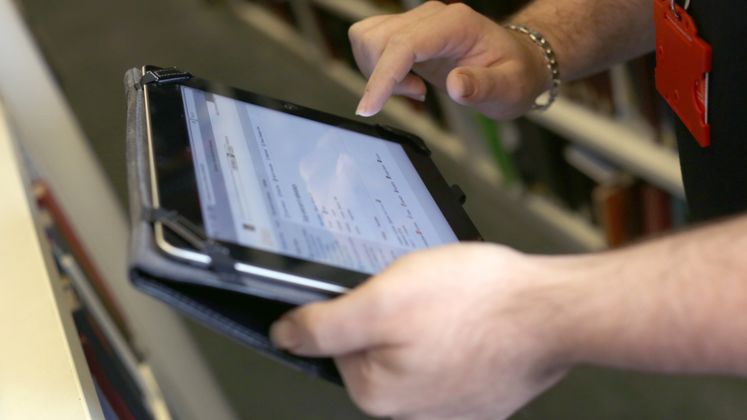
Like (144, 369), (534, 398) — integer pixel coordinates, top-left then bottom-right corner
(476, 114), (519, 186)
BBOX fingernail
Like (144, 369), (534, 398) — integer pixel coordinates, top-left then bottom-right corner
(356, 103), (374, 117)
(270, 319), (301, 350)
(457, 73), (474, 98)
(416, 93), (426, 102)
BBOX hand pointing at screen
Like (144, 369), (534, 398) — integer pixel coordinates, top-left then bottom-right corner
(350, 1), (550, 120)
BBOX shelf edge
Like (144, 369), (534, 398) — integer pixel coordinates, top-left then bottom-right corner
(528, 98), (685, 198)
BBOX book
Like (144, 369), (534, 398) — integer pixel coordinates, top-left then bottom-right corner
(75, 309), (152, 420)
(34, 180), (168, 419)
(33, 181), (132, 342)
(562, 71), (616, 117)
(563, 145), (625, 224)
(641, 184), (672, 235)
(512, 119), (572, 205)
(592, 177), (639, 247)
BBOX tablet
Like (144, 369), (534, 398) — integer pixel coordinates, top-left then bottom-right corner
(142, 66), (480, 297)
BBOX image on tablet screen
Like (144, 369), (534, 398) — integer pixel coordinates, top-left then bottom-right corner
(180, 85), (458, 274)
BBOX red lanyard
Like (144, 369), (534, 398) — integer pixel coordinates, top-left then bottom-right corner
(655, 0), (712, 147)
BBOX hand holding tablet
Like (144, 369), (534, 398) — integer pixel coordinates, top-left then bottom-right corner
(126, 66), (479, 382)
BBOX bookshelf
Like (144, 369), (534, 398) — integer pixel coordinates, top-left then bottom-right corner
(528, 98), (684, 198)
(0, 99), (102, 420)
(0, 1), (238, 419)
(313, 0), (385, 21)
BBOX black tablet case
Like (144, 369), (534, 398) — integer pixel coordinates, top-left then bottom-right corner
(124, 68), (342, 384)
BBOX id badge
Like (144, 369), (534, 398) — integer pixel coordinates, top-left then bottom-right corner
(655, 0), (712, 147)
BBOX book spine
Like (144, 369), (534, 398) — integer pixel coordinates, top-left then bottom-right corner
(641, 184), (672, 235)
(33, 181), (132, 341)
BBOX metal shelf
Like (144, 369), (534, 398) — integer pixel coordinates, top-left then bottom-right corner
(0, 98), (103, 420)
(312, 0), (387, 21)
(527, 98), (684, 198)
(0, 1), (237, 419)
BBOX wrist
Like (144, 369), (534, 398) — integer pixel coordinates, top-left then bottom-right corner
(502, 23), (561, 110)
(505, 28), (553, 92)
(516, 253), (619, 374)
(541, 250), (646, 372)
(481, 250), (594, 379)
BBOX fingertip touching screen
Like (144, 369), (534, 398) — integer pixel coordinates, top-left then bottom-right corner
(180, 85), (458, 275)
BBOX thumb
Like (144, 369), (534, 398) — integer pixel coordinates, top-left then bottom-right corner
(270, 288), (384, 357)
(446, 65), (517, 107)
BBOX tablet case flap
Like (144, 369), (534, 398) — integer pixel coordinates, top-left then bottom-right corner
(124, 67), (342, 385)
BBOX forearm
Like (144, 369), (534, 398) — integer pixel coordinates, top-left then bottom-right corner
(548, 216), (747, 376)
(510, 0), (655, 81)
(270, 214), (747, 417)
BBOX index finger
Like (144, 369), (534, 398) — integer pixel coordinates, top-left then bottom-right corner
(355, 6), (472, 116)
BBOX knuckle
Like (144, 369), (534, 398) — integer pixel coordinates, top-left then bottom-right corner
(422, 0), (445, 8)
(355, 395), (394, 418)
(487, 242), (520, 257)
(396, 249), (430, 266)
(348, 21), (364, 40)
(387, 33), (410, 50)
(420, 0), (446, 9)
(445, 1), (475, 17)
(292, 308), (329, 349)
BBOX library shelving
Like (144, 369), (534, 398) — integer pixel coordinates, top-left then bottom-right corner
(0, 98), (102, 420)
(528, 97), (684, 198)
(0, 1), (239, 418)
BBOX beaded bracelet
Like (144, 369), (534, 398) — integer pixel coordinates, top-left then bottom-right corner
(503, 24), (561, 111)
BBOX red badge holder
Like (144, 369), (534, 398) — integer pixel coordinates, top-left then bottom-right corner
(655, 0), (712, 147)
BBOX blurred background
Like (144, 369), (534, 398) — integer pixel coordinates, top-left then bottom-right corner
(4, 0), (747, 418)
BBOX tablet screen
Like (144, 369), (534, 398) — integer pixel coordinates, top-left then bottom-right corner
(180, 85), (458, 275)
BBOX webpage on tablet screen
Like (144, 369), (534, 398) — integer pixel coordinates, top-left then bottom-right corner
(180, 85), (457, 274)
